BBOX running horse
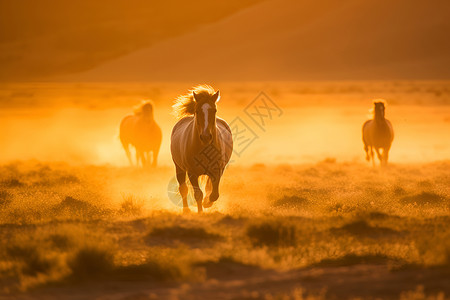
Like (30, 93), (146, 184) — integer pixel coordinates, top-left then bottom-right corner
(362, 100), (394, 166)
(120, 100), (162, 167)
(171, 85), (233, 213)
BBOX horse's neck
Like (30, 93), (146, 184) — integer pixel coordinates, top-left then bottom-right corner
(374, 114), (385, 124)
(140, 113), (154, 123)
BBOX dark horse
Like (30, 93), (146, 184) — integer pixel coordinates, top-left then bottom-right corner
(170, 85), (233, 213)
(120, 101), (162, 167)
(362, 100), (394, 166)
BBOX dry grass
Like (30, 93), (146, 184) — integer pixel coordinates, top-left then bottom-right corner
(0, 160), (448, 298)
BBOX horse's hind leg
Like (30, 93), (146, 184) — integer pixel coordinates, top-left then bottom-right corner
(176, 165), (190, 213)
(370, 147), (375, 167)
(188, 173), (203, 214)
(364, 143), (370, 161)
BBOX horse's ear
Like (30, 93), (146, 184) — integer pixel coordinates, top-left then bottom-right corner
(213, 90), (220, 102)
(193, 91), (198, 102)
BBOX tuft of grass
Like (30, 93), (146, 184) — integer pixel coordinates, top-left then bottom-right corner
(0, 190), (13, 207)
(119, 195), (145, 216)
(246, 221), (297, 247)
(1, 178), (24, 188)
(6, 244), (54, 276)
(195, 256), (261, 279)
(113, 260), (186, 282)
(147, 225), (222, 241)
(331, 220), (400, 238)
(68, 246), (199, 283)
(265, 287), (326, 300)
(312, 254), (398, 268)
(400, 192), (445, 206)
(68, 246), (114, 281)
(47, 234), (74, 251)
(52, 196), (109, 218)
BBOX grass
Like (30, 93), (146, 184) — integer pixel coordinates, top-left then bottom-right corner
(0, 160), (449, 298)
(246, 221), (297, 247)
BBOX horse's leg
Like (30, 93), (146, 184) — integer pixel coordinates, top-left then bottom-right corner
(383, 146), (391, 166)
(364, 143), (370, 161)
(144, 152), (150, 168)
(375, 147), (383, 165)
(176, 165), (190, 213)
(152, 147), (160, 168)
(141, 151), (147, 168)
(188, 173), (203, 214)
(203, 174), (220, 208)
(135, 149), (141, 167)
(370, 147), (375, 167)
(122, 142), (133, 166)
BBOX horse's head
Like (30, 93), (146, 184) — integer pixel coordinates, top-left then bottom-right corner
(141, 102), (154, 117)
(134, 100), (154, 120)
(193, 89), (220, 144)
(373, 100), (386, 119)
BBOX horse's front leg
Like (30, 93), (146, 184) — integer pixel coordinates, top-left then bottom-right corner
(152, 147), (160, 168)
(203, 173), (220, 208)
(375, 148), (383, 165)
(188, 173), (203, 214)
(382, 147), (390, 166)
(176, 166), (190, 214)
(370, 147), (375, 167)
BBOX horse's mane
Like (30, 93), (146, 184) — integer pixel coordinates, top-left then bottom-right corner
(172, 85), (216, 119)
(134, 100), (154, 118)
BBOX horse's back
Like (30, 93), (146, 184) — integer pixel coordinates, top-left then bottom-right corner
(120, 114), (137, 144)
(120, 114), (162, 151)
(134, 118), (162, 151)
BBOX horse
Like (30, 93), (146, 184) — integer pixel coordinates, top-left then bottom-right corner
(362, 100), (394, 166)
(170, 85), (233, 213)
(120, 100), (162, 167)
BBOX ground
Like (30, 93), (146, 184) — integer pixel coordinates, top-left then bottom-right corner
(0, 161), (449, 299)
(0, 81), (449, 299)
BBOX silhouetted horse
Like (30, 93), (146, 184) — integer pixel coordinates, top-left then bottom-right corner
(362, 100), (394, 166)
(120, 101), (162, 167)
(171, 85), (233, 213)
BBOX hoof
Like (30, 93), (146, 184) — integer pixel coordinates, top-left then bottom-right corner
(202, 199), (214, 208)
(183, 207), (191, 214)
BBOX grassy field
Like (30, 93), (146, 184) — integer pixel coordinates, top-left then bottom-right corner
(0, 81), (449, 299)
(0, 160), (449, 299)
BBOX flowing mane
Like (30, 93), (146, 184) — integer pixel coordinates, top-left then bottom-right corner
(172, 85), (216, 119)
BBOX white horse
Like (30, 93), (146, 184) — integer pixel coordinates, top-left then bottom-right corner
(362, 100), (394, 166)
(120, 101), (162, 167)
